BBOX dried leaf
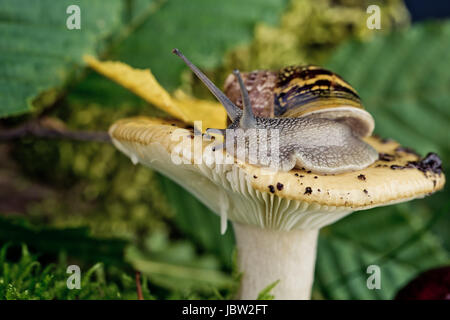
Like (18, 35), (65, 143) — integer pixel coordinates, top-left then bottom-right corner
(84, 55), (227, 130)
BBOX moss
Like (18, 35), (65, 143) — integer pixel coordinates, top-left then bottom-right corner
(0, 243), (151, 300)
(10, 102), (173, 241)
(223, 0), (410, 72)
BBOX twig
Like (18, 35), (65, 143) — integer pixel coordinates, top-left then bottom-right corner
(135, 271), (144, 300)
(0, 118), (111, 143)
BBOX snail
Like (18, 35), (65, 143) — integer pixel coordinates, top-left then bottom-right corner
(173, 49), (378, 174)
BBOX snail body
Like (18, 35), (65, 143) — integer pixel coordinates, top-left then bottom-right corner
(173, 49), (378, 174)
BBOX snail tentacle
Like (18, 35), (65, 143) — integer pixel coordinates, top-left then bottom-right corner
(233, 69), (256, 129)
(172, 48), (240, 121)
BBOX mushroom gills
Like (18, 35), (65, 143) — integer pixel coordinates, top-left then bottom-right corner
(219, 191), (230, 234)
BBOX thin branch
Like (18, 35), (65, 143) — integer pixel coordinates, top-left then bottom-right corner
(0, 118), (111, 143)
(135, 271), (144, 300)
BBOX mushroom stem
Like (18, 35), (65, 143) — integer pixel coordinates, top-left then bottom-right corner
(232, 222), (318, 300)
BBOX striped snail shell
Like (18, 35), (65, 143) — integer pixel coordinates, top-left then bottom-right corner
(223, 65), (374, 137)
(173, 49), (378, 174)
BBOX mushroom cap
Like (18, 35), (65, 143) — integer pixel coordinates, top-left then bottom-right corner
(109, 117), (445, 231)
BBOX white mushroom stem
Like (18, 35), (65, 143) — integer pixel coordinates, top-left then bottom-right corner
(233, 222), (319, 300)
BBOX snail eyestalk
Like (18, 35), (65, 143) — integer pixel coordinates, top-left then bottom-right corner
(172, 48), (240, 121)
(233, 69), (256, 129)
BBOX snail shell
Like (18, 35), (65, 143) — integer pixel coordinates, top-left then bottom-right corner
(224, 66), (374, 137)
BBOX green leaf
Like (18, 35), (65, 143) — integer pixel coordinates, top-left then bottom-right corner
(125, 241), (233, 293)
(257, 280), (280, 300)
(0, 0), (125, 118)
(157, 174), (235, 269)
(112, 0), (288, 90)
(327, 19), (450, 254)
(326, 21), (450, 162)
(314, 20), (450, 300)
(0, 215), (127, 266)
(315, 202), (449, 300)
(69, 0), (288, 108)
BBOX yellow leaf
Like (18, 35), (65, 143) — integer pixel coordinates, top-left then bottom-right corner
(84, 55), (227, 130)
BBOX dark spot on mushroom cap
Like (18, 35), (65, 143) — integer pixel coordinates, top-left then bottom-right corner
(307, 170), (312, 174)
(276, 182), (284, 191)
(395, 146), (420, 157)
(268, 185), (275, 193)
(253, 175), (258, 179)
(317, 189), (321, 192)
(295, 173), (299, 177)
(304, 187), (312, 195)
(406, 152), (443, 175)
(314, 176), (318, 179)
(391, 164), (406, 170)
(363, 189), (368, 194)
(171, 123), (177, 126)
(357, 174), (366, 181)
(386, 153), (443, 176)
(379, 153), (395, 162)
(373, 134), (393, 144)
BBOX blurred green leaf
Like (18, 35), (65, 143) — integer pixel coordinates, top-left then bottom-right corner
(326, 21), (450, 161)
(125, 240), (233, 294)
(0, 215), (127, 265)
(0, 0), (128, 118)
(325, 19), (450, 248)
(157, 175), (235, 269)
(69, 0), (288, 108)
(257, 280), (279, 300)
(315, 202), (449, 299)
(112, 0), (289, 90)
(315, 22), (450, 299)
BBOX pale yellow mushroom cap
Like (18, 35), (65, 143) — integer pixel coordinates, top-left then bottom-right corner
(109, 117), (445, 232)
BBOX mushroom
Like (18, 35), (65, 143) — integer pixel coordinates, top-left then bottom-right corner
(109, 117), (445, 299)
(102, 50), (445, 300)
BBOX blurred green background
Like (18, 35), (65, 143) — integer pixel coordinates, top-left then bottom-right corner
(0, 0), (448, 299)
